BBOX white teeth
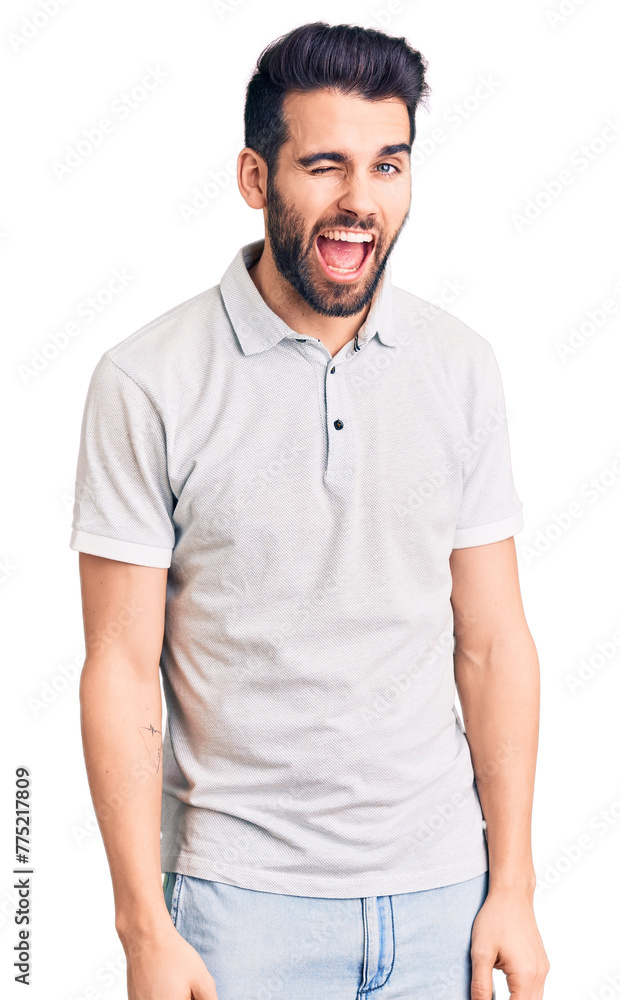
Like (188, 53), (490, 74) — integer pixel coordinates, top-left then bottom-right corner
(318, 230), (374, 243)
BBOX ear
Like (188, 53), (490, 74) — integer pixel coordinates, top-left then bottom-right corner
(237, 147), (268, 210)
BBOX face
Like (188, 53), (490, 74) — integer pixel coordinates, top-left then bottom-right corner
(264, 87), (412, 318)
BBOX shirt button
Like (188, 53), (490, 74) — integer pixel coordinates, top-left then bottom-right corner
(334, 419), (344, 430)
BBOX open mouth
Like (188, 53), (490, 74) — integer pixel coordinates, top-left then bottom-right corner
(315, 231), (376, 283)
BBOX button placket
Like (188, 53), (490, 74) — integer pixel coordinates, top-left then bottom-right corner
(324, 360), (356, 484)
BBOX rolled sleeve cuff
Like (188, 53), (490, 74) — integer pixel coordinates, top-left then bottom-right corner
(69, 528), (173, 568)
(452, 506), (524, 549)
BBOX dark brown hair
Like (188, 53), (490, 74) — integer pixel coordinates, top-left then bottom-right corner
(244, 21), (431, 177)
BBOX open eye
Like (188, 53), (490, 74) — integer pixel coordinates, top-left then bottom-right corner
(375, 163), (400, 176)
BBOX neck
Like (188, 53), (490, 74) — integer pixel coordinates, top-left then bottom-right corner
(247, 236), (373, 359)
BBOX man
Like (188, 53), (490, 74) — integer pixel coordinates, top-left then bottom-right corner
(71, 21), (550, 1000)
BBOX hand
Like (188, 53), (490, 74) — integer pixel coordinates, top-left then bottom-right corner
(470, 889), (550, 1000)
(121, 923), (219, 1000)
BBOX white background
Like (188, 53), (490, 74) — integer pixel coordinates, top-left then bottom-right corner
(2, 0), (620, 998)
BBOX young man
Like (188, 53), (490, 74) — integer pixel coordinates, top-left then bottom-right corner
(71, 21), (550, 1000)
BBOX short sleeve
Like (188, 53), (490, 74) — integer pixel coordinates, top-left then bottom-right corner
(69, 353), (175, 567)
(452, 346), (524, 549)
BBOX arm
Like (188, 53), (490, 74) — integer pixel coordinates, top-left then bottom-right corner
(78, 552), (218, 999)
(78, 551), (170, 939)
(449, 537), (550, 998)
(450, 536), (538, 894)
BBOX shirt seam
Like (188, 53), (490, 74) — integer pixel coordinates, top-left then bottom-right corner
(454, 505), (523, 534)
(471, 345), (494, 425)
(103, 353), (176, 500)
(71, 527), (173, 551)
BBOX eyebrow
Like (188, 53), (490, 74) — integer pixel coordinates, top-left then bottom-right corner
(295, 142), (412, 168)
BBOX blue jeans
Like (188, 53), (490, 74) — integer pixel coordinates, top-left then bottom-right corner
(163, 869), (495, 999)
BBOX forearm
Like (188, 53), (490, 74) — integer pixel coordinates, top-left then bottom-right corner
(79, 658), (170, 944)
(454, 626), (540, 897)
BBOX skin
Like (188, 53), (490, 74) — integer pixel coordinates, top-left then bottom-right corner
(78, 86), (549, 1000)
(450, 539), (550, 1000)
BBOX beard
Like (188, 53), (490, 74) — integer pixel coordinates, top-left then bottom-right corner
(264, 170), (409, 318)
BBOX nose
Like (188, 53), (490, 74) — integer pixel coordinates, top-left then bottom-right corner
(335, 169), (380, 223)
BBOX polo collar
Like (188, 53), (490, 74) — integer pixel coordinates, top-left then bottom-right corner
(220, 238), (399, 356)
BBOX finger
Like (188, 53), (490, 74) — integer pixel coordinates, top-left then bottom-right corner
(470, 955), (495, 1000)
(191, 973), (219, 1000)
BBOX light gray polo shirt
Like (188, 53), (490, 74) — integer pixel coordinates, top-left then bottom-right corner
(69, 238), (524, 897)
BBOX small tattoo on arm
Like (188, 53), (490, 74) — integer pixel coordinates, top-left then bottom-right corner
(138, 723), (163, 773)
